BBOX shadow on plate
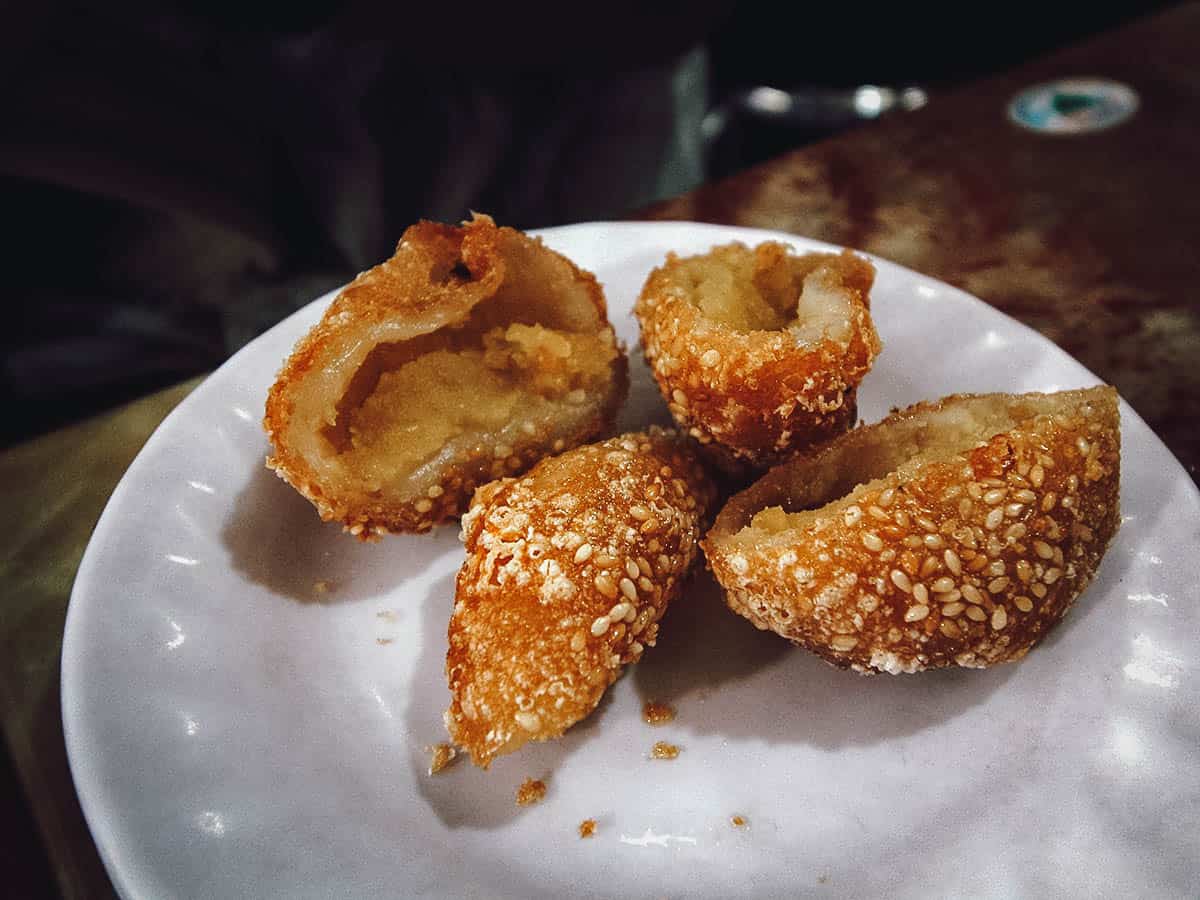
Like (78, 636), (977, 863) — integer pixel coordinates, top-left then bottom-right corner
(633, 571), (1019, 750)
(403, 570), (613, 830)
(220, 462), (397, 604)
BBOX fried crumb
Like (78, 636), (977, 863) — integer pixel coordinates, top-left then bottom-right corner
(730, 814), (748, 828)
(578, 819), (597, 838)
(313, 580), (330, 594)
(642, 700), (676, 725)
(427, 743), (458, 775)
(650, 741), (680, 760)
(516, 778), (547, 806)
(376, 637), (393, 645)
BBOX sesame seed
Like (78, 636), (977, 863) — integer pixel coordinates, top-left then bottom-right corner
(939, 620), (961, 638)
(427, 484), (444, 498)
(1076, 437), (1091, 456)
(878, 487), (896, 507)
(570, 631), (586, 651)
(931, 576), (956, 593)
(657, 554), (671, 573)
(961, 584), (985, 605)
(987, 560), (1006, 577)
(924, 534), (946, 550)
(1013, 489), (1037, 504)
(1030, 465), (1045, 487)
(625, 559), (640, 580)
(1015, 560), (1033, 582)
(637, 557), (653, 578)
(1032, 582), (1048, 598)
(919, 556), (939, 578)
(985, 507), (1004, 530)
(991, 607), (1008, 630)
(415, 498), (433, 513)
(574, 544), (593, 564)
(967, 483), (983, 500)
(671, 389), (688, 406)
(903, 536), (923, 549)
(843, 506), (863, 526)
(912, 583), (929, 604)
(965, 605), (987, 622)
(594, 573), (618, 598)
(868, 505), (889, 521)
(831, 635), (859, 651)
(890, 569), (913, 593)
(983, 488), (1007, 505)
(609, 601), (633, 620)
(942, 602), (966, 617)
(619, 577), (639, 601)
(1005, 503), (1025, 518)
(941, 588), (962, 604)
(944, 549), (963, 576)
(515, 711), (541, 732)
(894, 510), (911, 528)
(959, 498), (974, 519)
(591, 617), (611, 636)
(700, 349), (721, 367)
(862, 532), (884, 552)
(1004, 523), (1028, 541)
(1034, 540), (1054, 559)
(988, 576), (1010, 593)
(1043, 567), (1063, 584)
(630, 505), (650, 521)
(630, 641), (644, 656)
(595, 553), (617, 568)
(640, 517), (660, 534)
(1042, 492), (1058, 511)
(904, 605), (930, 622)
(1014, 596), (1034, 612)
(637, 576), (654, 594)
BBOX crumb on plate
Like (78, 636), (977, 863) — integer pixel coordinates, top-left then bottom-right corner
(428, 743), (458, 775)
(516, 777), (547, 806)
(650, 741), (680, 760)
(578, 819), (597, 838)
(642, 700), (676, 725)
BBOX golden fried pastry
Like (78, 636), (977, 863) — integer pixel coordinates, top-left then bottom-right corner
(445, 429), (716, 767)
(635, 241), (881, 472)
(264, 214), (627, 536)
(704, 387), (1120, 673)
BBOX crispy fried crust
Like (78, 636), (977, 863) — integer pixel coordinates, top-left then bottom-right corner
(635, 242), (880, 473)
(445, 428), (717, 767)
(703, 387), (1121, 673)
(263, 213), (627, 537)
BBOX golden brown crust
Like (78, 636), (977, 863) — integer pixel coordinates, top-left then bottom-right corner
(263, 213), (627, 537)
(634, 242), (880, 473)
(703, 387), (1121, 673)
(444, 428), (716, 767)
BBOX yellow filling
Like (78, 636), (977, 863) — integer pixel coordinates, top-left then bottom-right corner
(341, 323), (615, 486)
(683, 247), (853, 340)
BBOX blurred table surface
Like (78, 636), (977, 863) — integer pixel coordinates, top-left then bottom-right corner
(3, 5), (1198, 897)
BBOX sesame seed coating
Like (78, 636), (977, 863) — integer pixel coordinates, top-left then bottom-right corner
(634, 241), (881, 474)
(264, 213), (628, 538)
(703, 387), (1120, 675)
(445, 428), (716, 767)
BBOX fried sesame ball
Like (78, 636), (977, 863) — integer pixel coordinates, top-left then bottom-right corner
(264, 213), (627, 537)
(445, 428), (716, 767)
(704, 387), (1120, 673)
(635, 241), (880, 473)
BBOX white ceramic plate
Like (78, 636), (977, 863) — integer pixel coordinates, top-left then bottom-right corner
(64, 222), (1200, 899)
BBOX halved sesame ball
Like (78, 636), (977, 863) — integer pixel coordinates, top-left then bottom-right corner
(703, 387), (1120, 673)
(635, 241), (880, 473)
(445, 428), (716, 767)
(264, 214), (627, 537)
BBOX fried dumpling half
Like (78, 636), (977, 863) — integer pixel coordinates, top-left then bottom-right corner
(264, 214), (627, 536)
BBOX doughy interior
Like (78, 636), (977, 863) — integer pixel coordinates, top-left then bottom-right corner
(332, 321), (617, 489)
(681, 246), (853, 341)
(730, 392), (1091, 544)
